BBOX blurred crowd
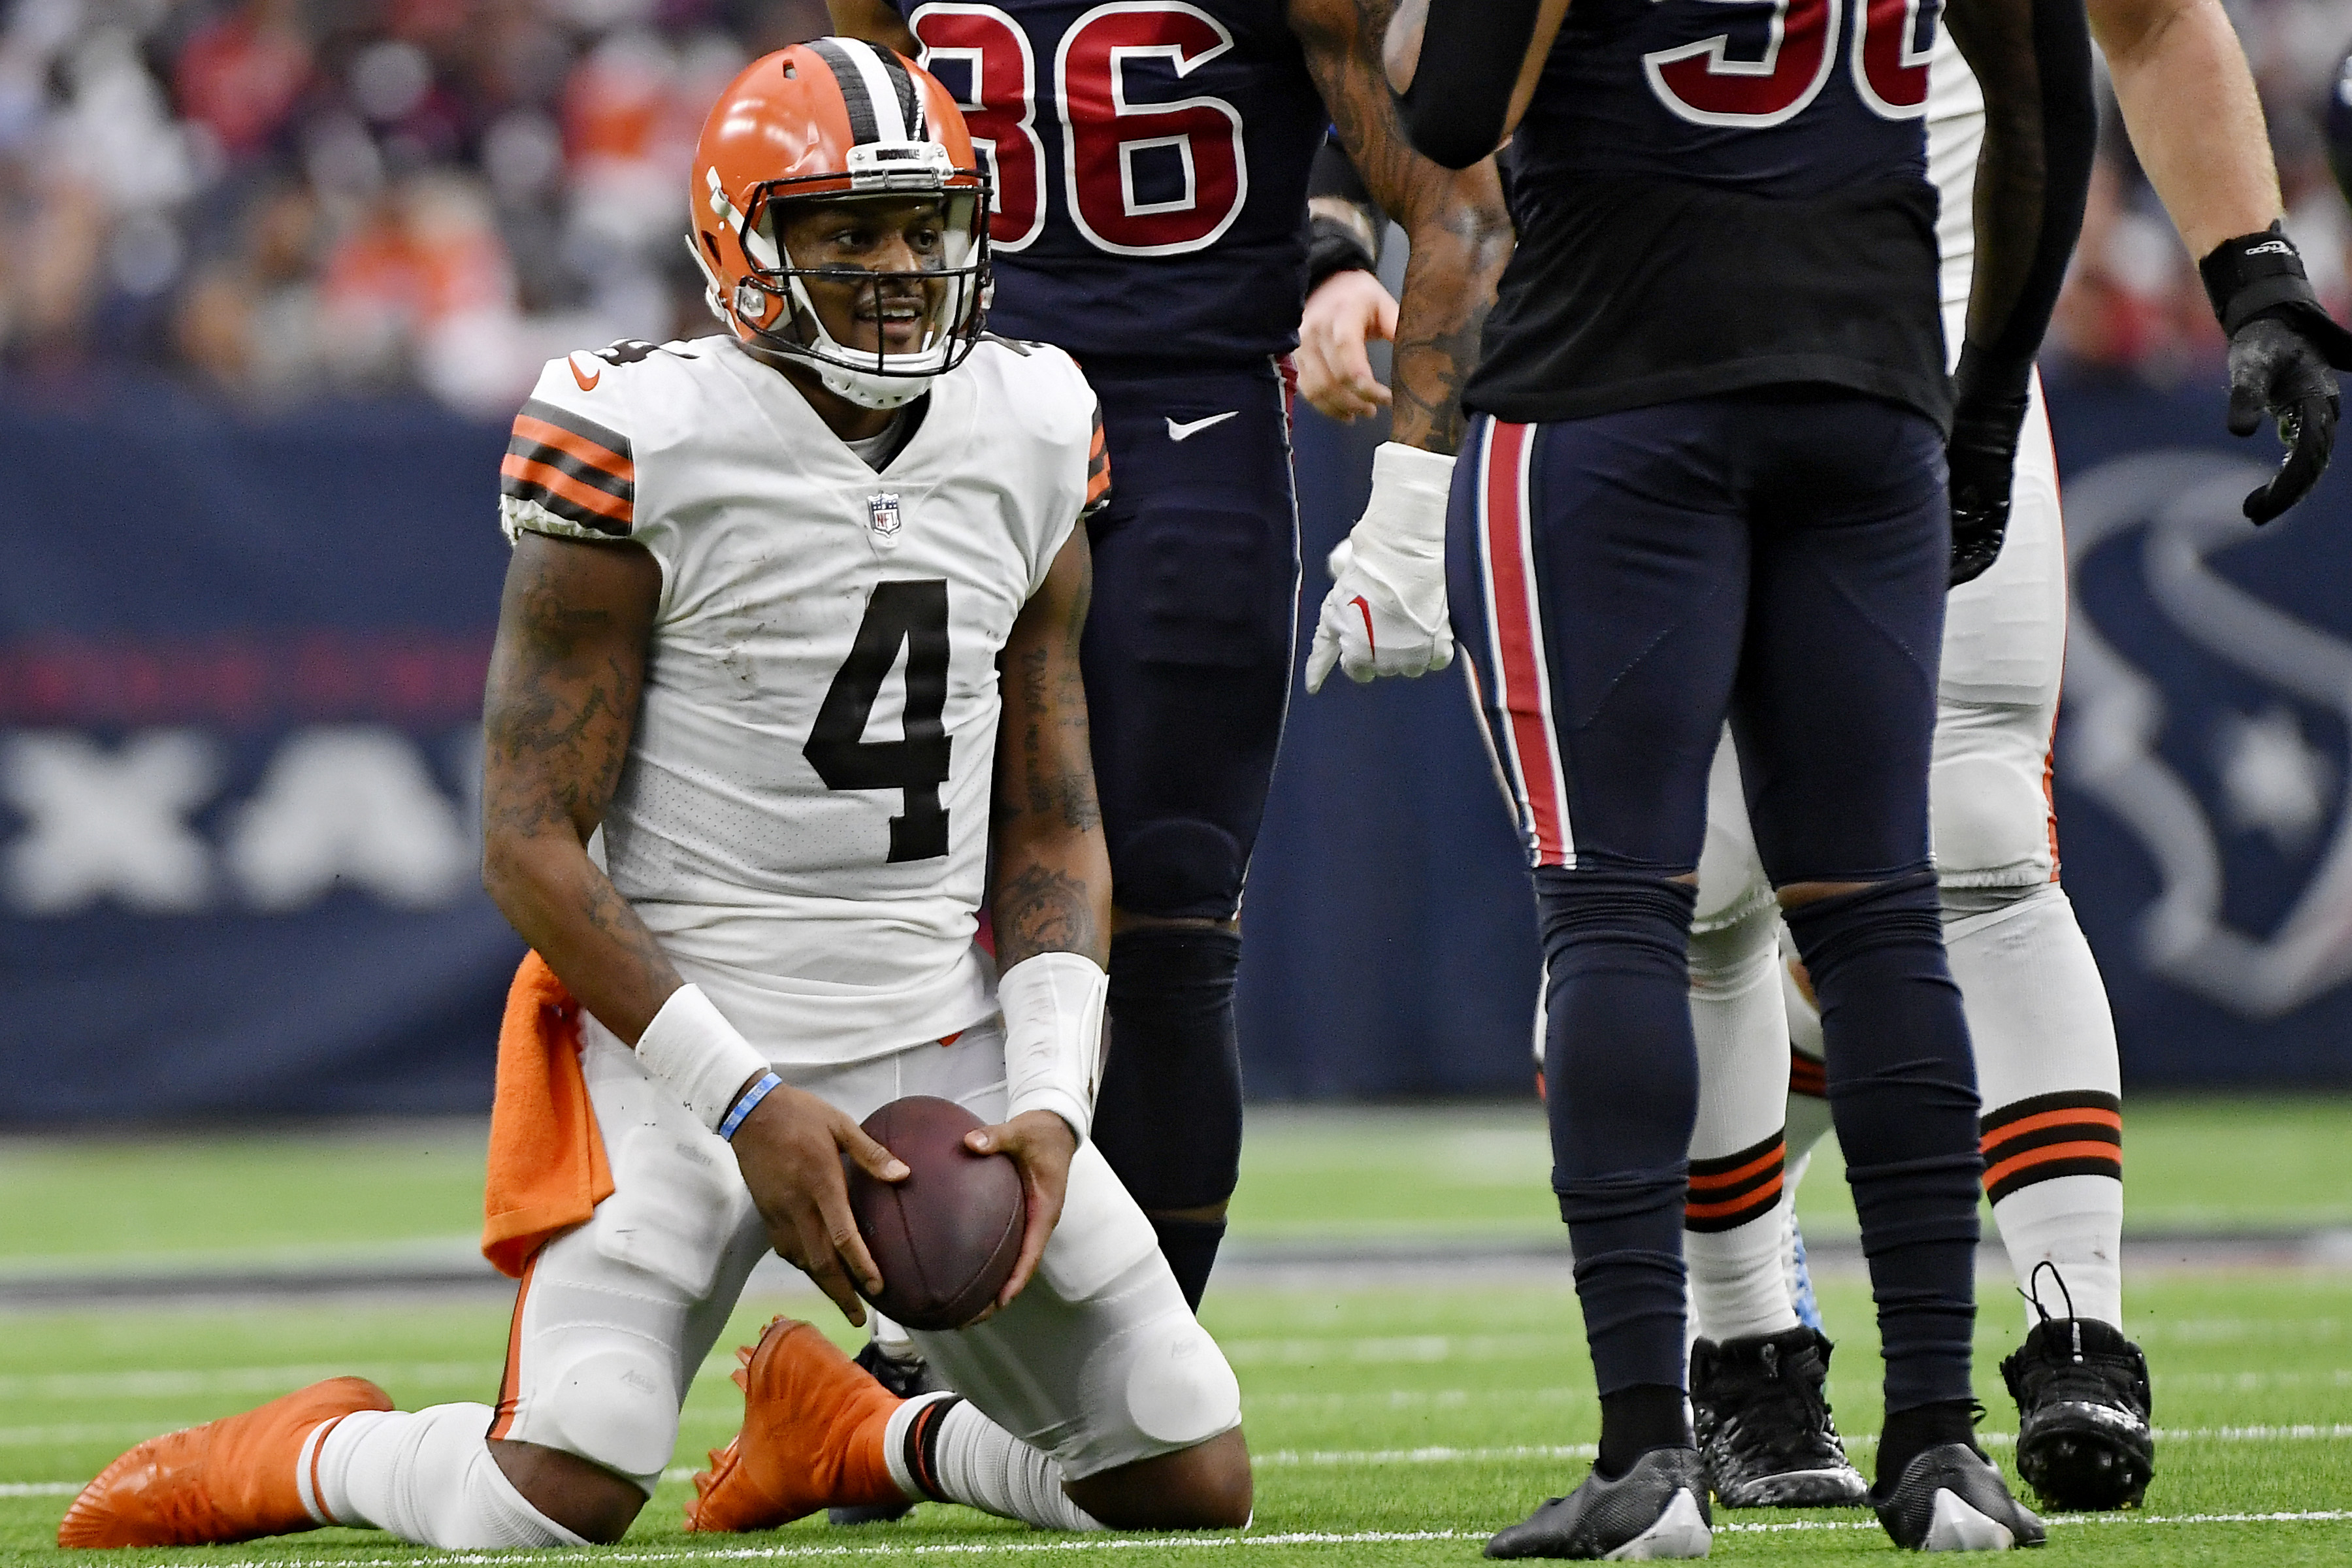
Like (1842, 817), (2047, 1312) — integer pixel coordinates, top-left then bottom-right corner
(0, 0), (2347, 414)
(0, 0), (826, 412)
(2051, 0), (2352, 386)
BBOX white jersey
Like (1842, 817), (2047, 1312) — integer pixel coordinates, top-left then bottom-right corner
(498, 335), (1102, 1064)
(1925, 27), (1987, 368)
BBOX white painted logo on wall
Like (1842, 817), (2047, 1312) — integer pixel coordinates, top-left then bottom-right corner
(2064, 451), (2352, 1018)
(1, 726), (480, 915)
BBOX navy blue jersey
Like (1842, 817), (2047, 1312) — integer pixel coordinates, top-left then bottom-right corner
(1469, 0), (1949, 425)
(1515, 0), (1937, 197)
(892, 0), (1327, 363)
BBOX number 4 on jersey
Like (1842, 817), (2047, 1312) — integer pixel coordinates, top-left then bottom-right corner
(806, 580), (953, 862)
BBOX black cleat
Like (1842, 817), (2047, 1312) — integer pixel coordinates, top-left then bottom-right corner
(2000, 1316), (2154, 1511)
(826, 1342), (947, 1526)
(1690, 1326), (1869, 1509)
(1872, 1442), (2046, 1550)
(1486, 1446), (1712, 1560)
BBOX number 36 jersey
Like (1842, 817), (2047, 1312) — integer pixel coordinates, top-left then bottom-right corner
(498, 335), (1104, 1065)
(890, 0), (1328, 363)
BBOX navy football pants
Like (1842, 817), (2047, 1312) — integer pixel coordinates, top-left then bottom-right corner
(1080, 357), (1300, 921)
(1447, 390), (1984, 1412)
(1079, 357), (1299, 1305)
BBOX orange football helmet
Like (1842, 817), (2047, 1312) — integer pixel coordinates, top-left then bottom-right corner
(688, 39), (988, 408)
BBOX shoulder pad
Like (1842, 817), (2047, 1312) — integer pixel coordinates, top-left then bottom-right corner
(498, 357), (639, 542)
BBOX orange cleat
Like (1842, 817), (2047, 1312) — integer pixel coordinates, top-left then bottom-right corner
(685, 1317), (907, 1532)
(57, 1377), (393, 1548)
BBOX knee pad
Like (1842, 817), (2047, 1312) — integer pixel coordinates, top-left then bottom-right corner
(1777, 868), (1944, 986)
(1686, 896), (1777, 998)
(1930, 701), (2056, 883)
(1111, 1301), (1241, 1450)
(1095, 927), (1244, 1211)
(1535, 864), (1698, 977)
(1111, 819), (1246, 921)
(531, 1345), (679, 1493)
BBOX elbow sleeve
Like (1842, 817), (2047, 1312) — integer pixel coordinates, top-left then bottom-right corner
(1967, 0), (2098, 387)
(1390, 0), (1545, 170)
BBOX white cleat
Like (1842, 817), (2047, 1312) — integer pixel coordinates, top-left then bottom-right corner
(1872, 1443), (2045, 1552)
(1604, 1490), (1712, 1560)
(1919, 1489), (2016, 1552)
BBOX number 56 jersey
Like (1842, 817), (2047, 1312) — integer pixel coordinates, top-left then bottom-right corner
(498, 336), (1106, 1066)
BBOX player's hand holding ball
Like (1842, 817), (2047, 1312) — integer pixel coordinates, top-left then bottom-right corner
(962, 1109), (1076, 1317)
(729, 1077), (909, 1325)
(1305, 441), (1457, 691)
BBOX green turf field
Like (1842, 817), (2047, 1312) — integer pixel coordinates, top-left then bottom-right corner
(3, 1099), (2349, 1564)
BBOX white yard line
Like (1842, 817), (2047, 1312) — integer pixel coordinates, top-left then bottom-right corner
(41, 1512), (2352, 1567)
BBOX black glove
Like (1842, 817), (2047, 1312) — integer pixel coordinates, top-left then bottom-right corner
(2199, 225), (2352, 524)
(1947, 346), (2033, 587)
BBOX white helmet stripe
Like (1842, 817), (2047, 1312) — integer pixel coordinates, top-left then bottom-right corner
(840, 38), (911, 144)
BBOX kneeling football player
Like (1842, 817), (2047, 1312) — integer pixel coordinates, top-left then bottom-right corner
(59, 41), (1249, 1552)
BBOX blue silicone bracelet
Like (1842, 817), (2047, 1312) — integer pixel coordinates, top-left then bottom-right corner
(718, 1071), (783, 1141)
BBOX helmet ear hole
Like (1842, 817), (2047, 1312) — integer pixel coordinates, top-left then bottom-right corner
(700, 231), (722, 264)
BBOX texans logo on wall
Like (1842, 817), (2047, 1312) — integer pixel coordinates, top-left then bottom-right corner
(2050, 378), (2352, 1083)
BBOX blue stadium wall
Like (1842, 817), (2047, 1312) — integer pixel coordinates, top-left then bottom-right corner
(3, 368), (2349, 1122)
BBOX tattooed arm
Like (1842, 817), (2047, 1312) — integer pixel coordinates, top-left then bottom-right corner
(1288, 0), (1513, 455)
(481, 531), (905, 1324)
(990, 525), (1109, 970)
(479, 531), (679, 1039)
(961, 523), (1111, 1311)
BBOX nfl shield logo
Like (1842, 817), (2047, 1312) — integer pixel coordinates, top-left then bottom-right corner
(867, 492), (902, 540)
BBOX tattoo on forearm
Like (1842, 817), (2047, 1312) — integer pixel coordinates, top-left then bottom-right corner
(1011, 645), (1102, 833)
(994, 864), (1101, 969)
(1299, 0), (1510, 457)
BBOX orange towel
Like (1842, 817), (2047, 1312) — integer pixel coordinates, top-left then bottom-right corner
(480, 952), (614, 1279)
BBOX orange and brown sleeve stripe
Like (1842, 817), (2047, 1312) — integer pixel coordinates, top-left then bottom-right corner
(1685, 1128), (1786, 1233)
(1980, 1090), (2121, 1204)
(1083, 406), (1111, 514)
(502, 398), (635, 536)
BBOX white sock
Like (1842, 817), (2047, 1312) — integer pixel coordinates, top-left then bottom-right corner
(1685, 903), (1803, 1344)
(884, 1394), (1099, 1531)
(1943, 883), (2125, 1330)
(870, 1310), (919, 1364)
(1778, 919), (1835, 1175)
(304, 1405), (587, 1548)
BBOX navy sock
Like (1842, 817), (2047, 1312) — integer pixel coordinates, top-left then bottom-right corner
(1092, 926), (1245, 1307)
(1597, 1384), (1691, 1478)
(1781, 871), (1982, 1413)
(1147, 1217), (1228, 1313)
(1536, 866), (1701, 1398)
(1876, 1399), (1980, 1491)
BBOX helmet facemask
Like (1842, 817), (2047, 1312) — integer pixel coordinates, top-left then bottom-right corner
(696, 141), (990, 410)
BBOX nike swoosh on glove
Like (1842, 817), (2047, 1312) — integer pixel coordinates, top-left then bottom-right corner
(2227, 314), (2342, 524)
(1946, 355), (2033, 587)
(1305, 442), (1456, 693)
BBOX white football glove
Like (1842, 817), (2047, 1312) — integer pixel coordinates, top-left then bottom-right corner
(1304, 441), (1456, 693)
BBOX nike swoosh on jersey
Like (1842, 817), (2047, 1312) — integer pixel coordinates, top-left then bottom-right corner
(569, 355), (600, 391)
(1166, 411), (1239, 442)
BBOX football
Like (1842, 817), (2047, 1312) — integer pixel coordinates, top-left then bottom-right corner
(847, 1095), (1026, 1330)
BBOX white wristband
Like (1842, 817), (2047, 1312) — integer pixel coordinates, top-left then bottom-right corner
(1364, 441), (1454, 549)
(997, 952), (1109, 1141)
(634, 983), (772, 1132)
